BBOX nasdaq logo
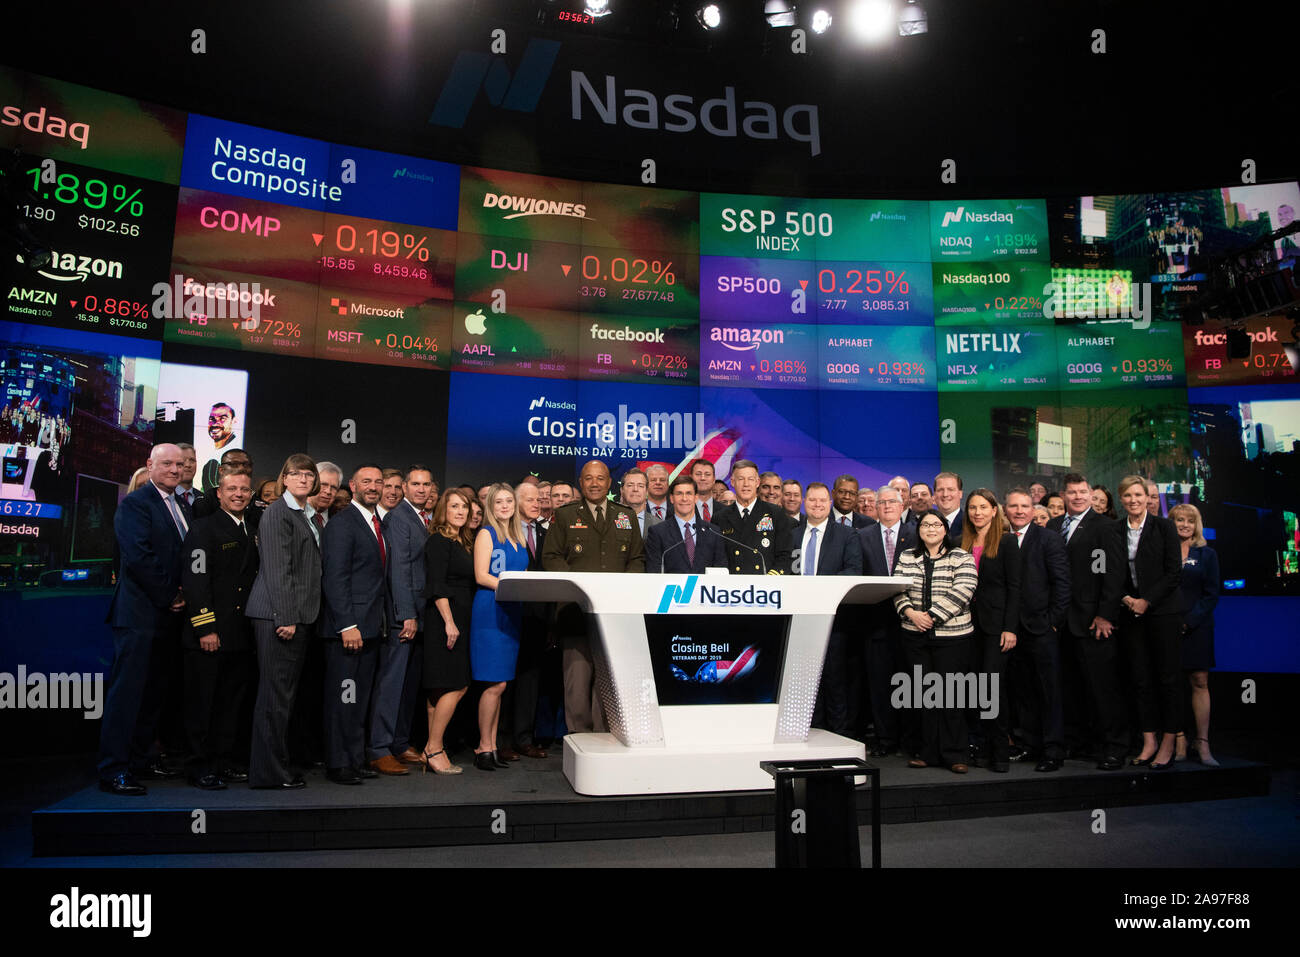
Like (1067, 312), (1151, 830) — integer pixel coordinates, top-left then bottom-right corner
(430, 39), (561, 128)
(657, 575), (699, 613)
(941, 207), (965, 228)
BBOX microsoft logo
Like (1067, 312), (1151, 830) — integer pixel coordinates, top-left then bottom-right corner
(430, 39), (561, 128)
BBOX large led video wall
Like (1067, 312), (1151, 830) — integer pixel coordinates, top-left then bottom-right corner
(2, 66), (1298, 621)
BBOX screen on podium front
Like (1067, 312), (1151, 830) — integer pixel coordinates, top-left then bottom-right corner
(643, 614), (789, 706)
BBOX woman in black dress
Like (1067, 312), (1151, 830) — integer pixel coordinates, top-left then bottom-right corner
(421, 488), (476, 775)
(1170, 504), (1220, 766)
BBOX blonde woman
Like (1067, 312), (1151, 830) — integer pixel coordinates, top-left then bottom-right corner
(1170, 503), (1220, 766)
(469, 483), (528, 771)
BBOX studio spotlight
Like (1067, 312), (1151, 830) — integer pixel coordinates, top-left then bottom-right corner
(848, 0), (894, 43)
(764, 1), (798, 28)
(810, 8), (832, 33)
(696, 3), (721, 30)
(584, 0), (611, 18)
(898, 0), (927, 36)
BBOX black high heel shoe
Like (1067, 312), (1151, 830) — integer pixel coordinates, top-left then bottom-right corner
(491, 750), (510, 769)
(1130, 755), (1153, 767)
(1149, 756), (1174, 770)
(473, 751), (497, 771)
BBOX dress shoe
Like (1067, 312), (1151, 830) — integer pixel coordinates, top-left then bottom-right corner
(396, 748), (425, 765)
(491, 750), (510, 769)
(990, 761), (1010, 773)
(326, 767), (362, 785)
(1149, 754), (1175, 770)
(219, 767), (249, 783)
(1034, 758), (1063, 773)
(251, 777), (305, 790)
(517, 744), (548, 759)
(1007, 744), (1030, 762)
(907, 758), (928, 768)
(353, 765), (379, 779)
(422, 749), (464, 775)
(191, 773), (227, 791)
(1130, 755), (1153, 767)
(950, 763), (969, 774)
(134, 761), (181, 779)
(496, 747), (521, 762)
(473, 751), (497, 771)
(1096, 755), (1123, 771)
(99, 773), (146, 796)
(369, 755), (410, 776)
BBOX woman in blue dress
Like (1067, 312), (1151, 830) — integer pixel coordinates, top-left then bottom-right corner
(469, 482), (529, 771)
(1170, 503), (1221, 766)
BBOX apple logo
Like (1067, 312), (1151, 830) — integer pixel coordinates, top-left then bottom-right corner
(464, 309), (487, 335)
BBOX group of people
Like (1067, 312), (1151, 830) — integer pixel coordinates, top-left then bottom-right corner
(96, 444), (1222, 795)
(1, 402), (69, 461)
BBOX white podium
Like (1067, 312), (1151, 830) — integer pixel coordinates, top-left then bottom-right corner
(496, 571), (907, 795)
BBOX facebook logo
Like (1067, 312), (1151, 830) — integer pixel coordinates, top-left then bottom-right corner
(430, 39), (561, 128)
(656, 575), (699, 614)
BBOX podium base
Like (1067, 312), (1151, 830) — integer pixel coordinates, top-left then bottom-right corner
(562, 730), (866, 796)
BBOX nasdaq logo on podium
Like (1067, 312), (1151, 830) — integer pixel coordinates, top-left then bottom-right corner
(657, 576), (782, 613)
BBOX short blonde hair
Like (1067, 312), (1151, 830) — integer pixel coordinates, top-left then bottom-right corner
(1168, 503), (1207, 547)
(1117, 474), (1148, 497)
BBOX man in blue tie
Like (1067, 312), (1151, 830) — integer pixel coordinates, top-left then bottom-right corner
(99, 443), (190, 795)
(645, 476), (727, 573)
(620, 468), (662, 540)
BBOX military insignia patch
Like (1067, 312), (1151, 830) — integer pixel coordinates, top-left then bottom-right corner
(756, 514), (774, 532)
(573, 543), (584, 553)
(614, 512), (632, 530)
(761, 537), (770, 548)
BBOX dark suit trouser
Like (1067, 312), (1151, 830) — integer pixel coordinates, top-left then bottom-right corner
(288, 631), (325, 765)
(902, 632), (972, 768)
(1012, 629), (1064, 759)
(392, 634), (424, 755)
(324, 637), (379, 770)
(1071, 629), (1129, 759)
(183, 647), (251, 778)
(97, 616), (177, 779)
(367, 629), (419, 762)
(561, 610), (606, 734)
(866, 626), (912, 749)
(813, 631), (853, 736)
(1121, 611), (1182, 733)
(249, 620), (311, 787)
(505, 628), (545, 748)
(971, 630), (1012, 762)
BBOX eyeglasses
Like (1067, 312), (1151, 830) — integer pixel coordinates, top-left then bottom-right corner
(918, 522), (946, 530)
(285, 470), (315, 480)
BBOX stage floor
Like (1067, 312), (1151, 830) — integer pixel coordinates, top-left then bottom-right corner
(32, 750), (1269, 857)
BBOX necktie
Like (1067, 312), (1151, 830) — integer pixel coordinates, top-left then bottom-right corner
(684, 522), (695, 565)
(372, 513), (386, 567)
(654, 504), (663, 519)
(841, 515), (850, 527)
(165, 494), (187, 539)
(596, 503), (605, 530)
(1061, 514), (1074, 541)
(884, 527), (895, 571)
(804, 526), (818, 576)
(741, 507), (749, 521)
(422, 511), (431, 531)
(702, 502), (710, 523)
(313, 512), (325, 531)
(526, 521), (536, 558)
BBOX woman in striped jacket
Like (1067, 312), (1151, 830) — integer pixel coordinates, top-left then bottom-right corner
(894, 512), (979, 773)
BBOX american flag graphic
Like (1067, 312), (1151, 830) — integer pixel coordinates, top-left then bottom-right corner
(671, 645), (760, 684)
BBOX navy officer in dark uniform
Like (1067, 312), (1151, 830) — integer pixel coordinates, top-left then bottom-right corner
(180, 465), (260, 789)
(712, 459), (792, 575)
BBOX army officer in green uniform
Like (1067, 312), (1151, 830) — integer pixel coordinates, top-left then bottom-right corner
(541, 460), (645, 733)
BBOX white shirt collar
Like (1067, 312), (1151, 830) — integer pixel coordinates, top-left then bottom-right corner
(944, 508), (960, 525)
(882, 521), (902, 538)
(353, 499), (378, 523)
(150, 480), (177, 500)
(805, 516), (829, 531)
(222, 508), (246, 526)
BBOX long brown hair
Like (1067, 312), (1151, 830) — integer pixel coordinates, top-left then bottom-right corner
(432, 488), (475, 552)
(961, 488), (1008, 559)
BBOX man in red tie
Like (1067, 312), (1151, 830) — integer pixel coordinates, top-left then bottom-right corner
(645, 464), (670, 522)
(691, 458), (717, 524)
(319, 464), (389, 785)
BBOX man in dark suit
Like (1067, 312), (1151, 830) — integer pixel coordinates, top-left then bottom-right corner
(98, 443), (189, 795)
(542, 459), (645, 733)
(192, 449), (255, 523)
(1046, 472), (1127, 770)
(368, 465), (435, 774)
(830, 475), (874, 529)
(712, 460), (793, 575)
(933, 472), (965, 547)
(620, 468), (663, 541)
(180, 466), (259, 789)
(792, 482), (865, 736)
(176, 443), (199, 517)
(858, 485), (918, 756)
(319, 464), (389, 784)
(646, 475), (728, 573)
(1005, 487), (1071, 771)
